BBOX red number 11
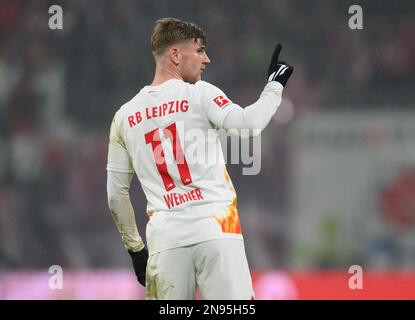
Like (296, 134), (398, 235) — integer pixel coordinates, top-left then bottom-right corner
(144, 123), (192, 191)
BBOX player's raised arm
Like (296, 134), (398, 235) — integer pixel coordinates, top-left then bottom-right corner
(221, 43), (294, 136)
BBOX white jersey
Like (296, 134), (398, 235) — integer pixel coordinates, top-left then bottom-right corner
(107, 79), (244, 255)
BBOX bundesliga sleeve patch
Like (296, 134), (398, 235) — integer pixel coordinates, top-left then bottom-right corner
(213, 95), (231, 108)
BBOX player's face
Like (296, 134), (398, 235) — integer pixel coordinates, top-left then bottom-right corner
(178, 39), (210, 84)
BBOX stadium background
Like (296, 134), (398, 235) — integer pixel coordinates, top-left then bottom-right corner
(1, 0), (415, 299)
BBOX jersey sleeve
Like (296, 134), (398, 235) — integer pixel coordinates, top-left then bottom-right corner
(196, 81), (240, 129)
(106, 112), (135, 174)
(221, 81), (284, 136)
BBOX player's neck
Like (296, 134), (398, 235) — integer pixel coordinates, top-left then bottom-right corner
(151, 65), (183, 86)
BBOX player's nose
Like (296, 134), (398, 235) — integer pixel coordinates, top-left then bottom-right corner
(203, 52), (211, 64)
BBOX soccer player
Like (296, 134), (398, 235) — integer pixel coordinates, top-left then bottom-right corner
(106, 18), (293, 300)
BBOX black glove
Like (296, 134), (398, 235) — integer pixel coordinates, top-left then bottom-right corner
(128, 248), (148, 286)
(267, 44), (293, 87)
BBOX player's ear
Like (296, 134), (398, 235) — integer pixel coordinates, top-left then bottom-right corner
(169, 46), (180, 66)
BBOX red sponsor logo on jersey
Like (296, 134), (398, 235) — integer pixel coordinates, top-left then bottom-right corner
(213, 95), (231, 108)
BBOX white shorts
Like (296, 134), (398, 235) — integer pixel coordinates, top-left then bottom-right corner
(145, 239), (254, 300)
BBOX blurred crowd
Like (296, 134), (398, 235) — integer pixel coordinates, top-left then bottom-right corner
(0, 0), (415, 270)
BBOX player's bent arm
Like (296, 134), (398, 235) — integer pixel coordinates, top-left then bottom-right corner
(222, 81), (283, 137)
(107, 170), (145, 252)
(222, 43), (294, 137)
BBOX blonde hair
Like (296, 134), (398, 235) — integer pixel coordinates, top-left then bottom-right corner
(151, 18), (207, 56)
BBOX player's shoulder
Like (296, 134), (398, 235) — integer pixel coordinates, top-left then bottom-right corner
(195, 80), (221, 91)
(193, 81), (227, 101)
(113, 90), (145, 118)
